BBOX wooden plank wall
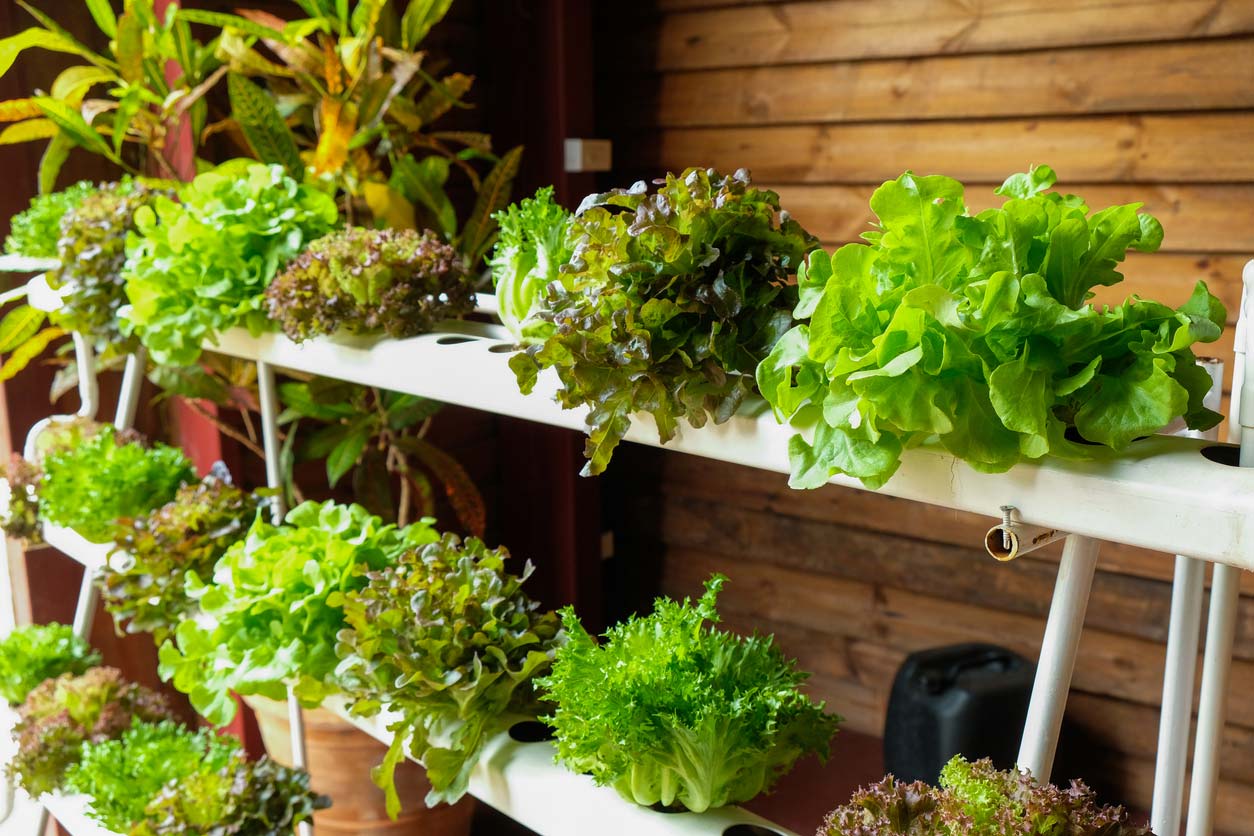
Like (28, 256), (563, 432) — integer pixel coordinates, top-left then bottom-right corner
(596, 1), (1254, 831)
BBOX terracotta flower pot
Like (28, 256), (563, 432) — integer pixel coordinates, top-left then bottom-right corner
(244, 696), (475, 836)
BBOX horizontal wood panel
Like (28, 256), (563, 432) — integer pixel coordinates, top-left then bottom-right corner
(714, 609), (1254, 789)
(773, 182), (1254, 254)
(659, 454), (1254, 593)
(650, 0), (1254, 70)
(636, 38), (1254, 127)
(660, 494), (1254, 659)
(663, 551), (1254, 728)
(628, 113), (1254, 183)
(794, 249), (1247, 323)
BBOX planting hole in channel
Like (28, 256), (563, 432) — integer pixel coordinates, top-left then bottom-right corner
(488, 343), (518, 354)
(507, 721), (555, 743)
(723, 826), (785, 836)
(1201, 445), (1241, 467)
(436, 335), (478, 345)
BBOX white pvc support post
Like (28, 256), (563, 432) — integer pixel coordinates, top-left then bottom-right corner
(1152, 358), (1225, 836)
(1185, 267), (1254, 836)
(71, 332), (98, 420)
(113, 348), (146, 431)
(256, 360), (311, 836)
(1016, 534), (1101, 782)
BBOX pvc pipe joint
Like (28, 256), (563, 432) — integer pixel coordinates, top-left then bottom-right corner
(984, 522), (1068, 561)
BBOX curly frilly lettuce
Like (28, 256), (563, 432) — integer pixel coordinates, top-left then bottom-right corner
(539, 574), (839, 813)
(489, 186), (574, 341)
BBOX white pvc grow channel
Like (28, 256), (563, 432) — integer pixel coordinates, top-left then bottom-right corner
(321, 697), (799, 836)
(1, 264), (1252, 834)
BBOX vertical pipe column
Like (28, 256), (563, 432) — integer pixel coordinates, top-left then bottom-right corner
(1152, 358), (1224, 836)
(1185, 266), (1254, 836)
(113, 348), (147, 431)
(257, 360), (312, 836)
(71, 332), (98, 420)
(1016, 534), (1101, 782)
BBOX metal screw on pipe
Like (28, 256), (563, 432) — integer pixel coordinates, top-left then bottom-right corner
(984, 510), (1068, 562)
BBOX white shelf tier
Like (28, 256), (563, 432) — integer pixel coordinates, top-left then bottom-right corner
(320, 697), (799, 836)
(41, 524), (111, 572)
(0, 704), (120, 836)
(40, 794), (118, 836)
(205, 322), (1254, 569)
(0, 255), (58, 273)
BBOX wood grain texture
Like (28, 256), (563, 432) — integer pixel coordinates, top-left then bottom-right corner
(658, 453), (1254, 592)
(663, 550), (1254, 728)
(659, 491), (1254, 660)
(600, 0), (1254, 821)
(650, 0), (1254, 69)
(626, 113), (1254, 184)
(631, 38), (1254, 127)
(775, 182), (1254, 254)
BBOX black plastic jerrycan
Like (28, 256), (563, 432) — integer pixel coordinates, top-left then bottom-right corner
(883, 643), (1034, 783)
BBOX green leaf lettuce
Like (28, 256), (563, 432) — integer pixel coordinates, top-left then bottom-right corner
(758, 166), (1224, 490)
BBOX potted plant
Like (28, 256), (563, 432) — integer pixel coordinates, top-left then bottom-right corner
(264, 227), (475, 344)
(496, 169), (819, 476)
(7, 667), (174, 797)
(101, 467), (270, 644)
(0, 179), (174, 386)
(539, 574), (840, 813)
(37, 425), (195, 544)
(757, 165), (1227, 490)
(0, 622), (99, 706)
(334, 532), (564, 822)
(66, 718), (326, 834)
(820, 755), (1153, 835)
(157, 500), (439, 834)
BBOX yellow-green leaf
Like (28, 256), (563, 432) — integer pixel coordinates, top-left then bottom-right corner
(49, 66), (114, 106)
(0, 305), (46, 353)
(85, 0), (118, 37)
(13, 4), (115, 71)
(32, 97), (116, 161)
(0, 118), (57, 145)
(0, 28), (84, 79)
(311, 97), (355, 176)
(227, 73), (302, 176)
(115, 12), (144, 84)
(460, 145), (523, 264)
(38, 131), (72, 193)
(363, 182), (416, 231)
(175, 9), (293, 44)
(0, 98), (42, 123)
(401, 0), (454, 50)
(0, 326), (64, 381)
(411, 72), (472, 127)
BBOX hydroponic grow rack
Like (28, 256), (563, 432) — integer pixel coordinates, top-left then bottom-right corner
(3, 256), (1251, 836)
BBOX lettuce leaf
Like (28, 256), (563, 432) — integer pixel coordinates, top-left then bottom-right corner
(157, 500), (436, 726)
(539, 574), (839, 813)
(335, 533), (563, 814)
(508, 169), (816, 475)
(821, 755), (1153, 835)
(759, 166), (1224, 489)
(489, 185), (574, 341)
(120, 162), (339, 366)
(0, 623), (99, 705)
